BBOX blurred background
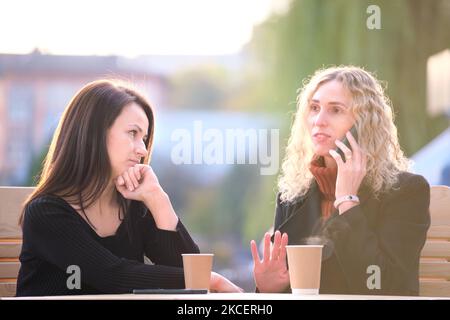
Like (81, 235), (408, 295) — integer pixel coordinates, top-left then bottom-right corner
(1, 0), (449, 292)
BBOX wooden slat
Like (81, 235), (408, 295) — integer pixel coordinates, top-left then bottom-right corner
(0, 281), (17, 297)
(0, 187), (34, 238)
(430, 186), (450, 226)
(0, 188), (29, 298)
(421, 241), (450, 258)
(0, 258), (19, 262)
(419, 261), (450, 279)
(0, 240), (22, 258)
(420, 280), (450, 297)
(427, 226), (450, 240)
(0, 262), (20, 278)
(419, 186), (450, 297)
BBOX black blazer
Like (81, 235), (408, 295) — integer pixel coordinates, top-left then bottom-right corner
(274, 172), (430, 296)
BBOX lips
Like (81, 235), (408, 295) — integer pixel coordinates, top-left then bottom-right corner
(128, 159), (140, 165)
(312, 132), (331, 143)
(313, 133), (331, 138)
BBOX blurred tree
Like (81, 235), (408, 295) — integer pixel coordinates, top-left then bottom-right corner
(241, 0), (450, 243)
(167, 64), (230, 110)
(246, 0), (450, 154)
(184, 165), (260, 239)
(182, 164), (263, 269)
(26, 144), (49, 186)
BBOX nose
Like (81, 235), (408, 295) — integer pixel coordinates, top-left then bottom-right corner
(135, 140), (147, 159)
(313, 109), (328, 127)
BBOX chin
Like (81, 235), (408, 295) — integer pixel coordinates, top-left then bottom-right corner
(313, 146), (332, 157)
(111, 166), (125, 178)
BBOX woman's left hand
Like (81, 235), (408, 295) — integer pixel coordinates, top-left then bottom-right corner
(210, 272), (244, 293)
(329, 131), (367, 210)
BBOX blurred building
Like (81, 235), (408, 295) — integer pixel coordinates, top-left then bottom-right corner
(0, 51), (168, 185)
(411, 127), (450, 186)
(412, 49), (450, 186)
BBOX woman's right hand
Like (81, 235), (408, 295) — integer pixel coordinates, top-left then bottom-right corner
(250, 230), (290, 293)
(115, 164), (178, 231)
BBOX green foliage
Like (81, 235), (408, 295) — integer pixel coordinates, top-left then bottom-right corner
(184, 165), (261, 240)
(26, 144), (48, 186)
(247, 0), (450, 154)
(242, 174), (278, 244)
(240, 0), (450, 246)
(168, 64), (230, 110)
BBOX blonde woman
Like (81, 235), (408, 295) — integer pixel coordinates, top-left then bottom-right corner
(250, 66), (430, 295)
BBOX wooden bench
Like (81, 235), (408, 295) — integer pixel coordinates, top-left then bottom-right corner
(1, 185), (448, 297)
(0, 187), (34, 297)
(419, 185), (450, 297)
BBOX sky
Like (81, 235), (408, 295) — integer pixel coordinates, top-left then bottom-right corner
(0, 0), (289, 57)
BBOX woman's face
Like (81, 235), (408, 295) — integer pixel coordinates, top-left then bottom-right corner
(306, 80), (355, 157)
(107, 102), (149, 178)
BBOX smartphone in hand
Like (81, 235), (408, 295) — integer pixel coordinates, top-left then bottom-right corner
(335, 126), (358, 162)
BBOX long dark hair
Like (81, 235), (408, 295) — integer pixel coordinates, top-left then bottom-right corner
(19, 80), (155, 229)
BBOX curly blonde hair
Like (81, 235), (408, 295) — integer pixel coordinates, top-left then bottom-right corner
(278, 66), (410, 203)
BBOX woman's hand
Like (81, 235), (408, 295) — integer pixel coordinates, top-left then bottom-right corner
(329, 130), (367, 214)
(115, 164), (178, 230)
(250, 231), (290, 293)
(210, 272), (244, 293)
(115, 164), (160, 201)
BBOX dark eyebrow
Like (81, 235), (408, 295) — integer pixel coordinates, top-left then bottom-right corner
(129, 124), (144, 132)
(311, 99), (347, 107)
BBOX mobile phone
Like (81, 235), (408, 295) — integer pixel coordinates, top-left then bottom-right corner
(132, 288), (208, 294)
(335, 126), (358, 162)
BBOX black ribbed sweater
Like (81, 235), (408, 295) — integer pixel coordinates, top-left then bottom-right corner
(16, 195), (200, 296)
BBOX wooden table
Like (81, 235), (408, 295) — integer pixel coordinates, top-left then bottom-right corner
(2, 292), (449, 300)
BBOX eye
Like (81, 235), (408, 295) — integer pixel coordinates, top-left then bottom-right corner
(310, 104), (320, 112)
(332, 107), (342, 114)
(129, 130), (137, 137)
